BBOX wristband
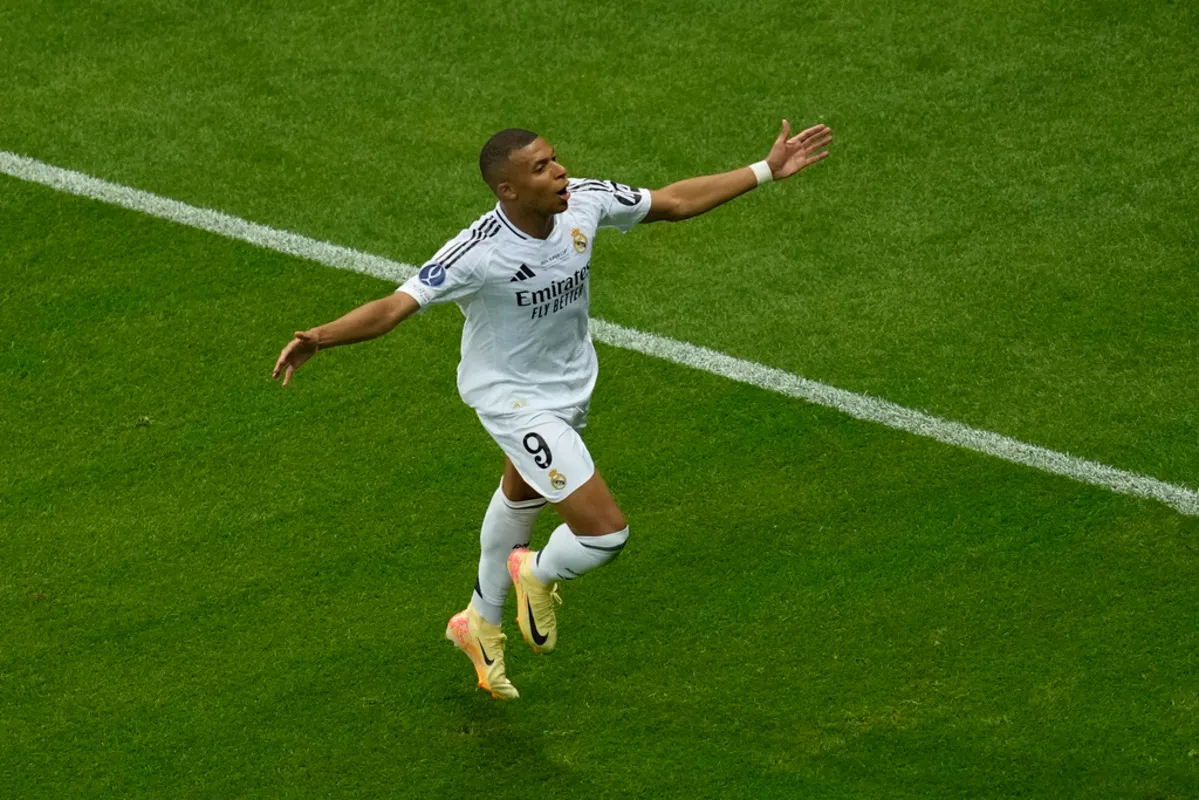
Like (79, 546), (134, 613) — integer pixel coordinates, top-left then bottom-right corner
(750, 160), (773, 186)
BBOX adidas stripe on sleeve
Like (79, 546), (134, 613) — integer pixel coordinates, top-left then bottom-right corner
(566, 179), (651, 233)
(397, 216), (500, 306)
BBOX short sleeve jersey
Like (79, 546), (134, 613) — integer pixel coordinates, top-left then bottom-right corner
(398, 179), (651, 415)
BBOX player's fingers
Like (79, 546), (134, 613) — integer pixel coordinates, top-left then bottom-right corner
(272, 347), (291, 379)
(788, 126), (826, 146)
(283, 364), (295, 387)
(805, 134), (833, 152)
(798, 124), (830, 142)
(807, 150), (832, 164)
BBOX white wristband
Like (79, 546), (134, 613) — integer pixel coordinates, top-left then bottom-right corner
(750, 160), (773, 186)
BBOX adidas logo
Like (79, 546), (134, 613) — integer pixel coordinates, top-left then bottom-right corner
(509, 264), (537, 282)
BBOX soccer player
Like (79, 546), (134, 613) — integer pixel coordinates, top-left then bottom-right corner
(272, 121), (832, 699)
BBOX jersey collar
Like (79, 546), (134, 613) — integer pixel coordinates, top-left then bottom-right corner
(494, 204), (565, 243)
(494, 204), (530, 240)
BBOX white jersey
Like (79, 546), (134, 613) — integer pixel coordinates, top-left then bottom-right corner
(398, 178), (652, 415)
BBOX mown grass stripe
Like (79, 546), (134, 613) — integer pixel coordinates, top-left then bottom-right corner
(3, 148), (1195, 516)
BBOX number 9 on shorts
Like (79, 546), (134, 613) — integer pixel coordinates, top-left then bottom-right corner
(477, 407), (596, 503)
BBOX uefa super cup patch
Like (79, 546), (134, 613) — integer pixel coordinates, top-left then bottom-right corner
(419, 262), (446, 287)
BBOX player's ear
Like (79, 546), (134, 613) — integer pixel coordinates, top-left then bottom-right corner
(496, 181), (517, 202)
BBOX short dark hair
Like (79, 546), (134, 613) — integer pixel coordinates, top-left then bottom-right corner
(479, 128), (540, 188)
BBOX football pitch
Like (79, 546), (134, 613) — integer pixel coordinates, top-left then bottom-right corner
(2, 0), (1197, 797)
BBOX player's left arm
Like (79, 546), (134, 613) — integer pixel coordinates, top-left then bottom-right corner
(642, 120), (832, 224)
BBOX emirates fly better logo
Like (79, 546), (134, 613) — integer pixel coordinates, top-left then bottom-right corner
(514, 262), (590, 320)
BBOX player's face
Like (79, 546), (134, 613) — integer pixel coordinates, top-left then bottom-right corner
(502, 138), (570, 214)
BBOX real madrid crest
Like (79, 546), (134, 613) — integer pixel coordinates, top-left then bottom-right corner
(571, 227), (588, 253)
(548, 469), (567, 490)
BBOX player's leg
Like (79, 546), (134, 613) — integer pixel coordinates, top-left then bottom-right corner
(527, 469), (629, 580)
(446, 458), (546, 700)
(492, 409), (630, 654)
(549, 469), (626, 535)
(470, 458), (546, 625)
(501, 457), (544, 502)
(507, 470), (630, 654)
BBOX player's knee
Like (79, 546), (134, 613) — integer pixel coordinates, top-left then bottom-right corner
(556, 471), (626, 534)
(596, 491), (627, 534)
(577, 508), (626, 536)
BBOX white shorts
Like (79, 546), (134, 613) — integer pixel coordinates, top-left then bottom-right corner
(476, 406), (595, 504)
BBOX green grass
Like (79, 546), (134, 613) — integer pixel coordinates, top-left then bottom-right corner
(2, 1), (1198, 797)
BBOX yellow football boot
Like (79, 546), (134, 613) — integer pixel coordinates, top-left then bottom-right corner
(507, 548), (562, 654)
(445, 606), (519, 700)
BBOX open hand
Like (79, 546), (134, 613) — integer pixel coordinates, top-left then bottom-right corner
(764, 120), (832, 181)
(272, 331), (320, 386)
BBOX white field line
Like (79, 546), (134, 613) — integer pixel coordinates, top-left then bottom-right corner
(3, 149), (1197, 517)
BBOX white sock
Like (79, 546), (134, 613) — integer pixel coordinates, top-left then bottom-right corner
(470, 485), (545, 625)
(531, 524), (629, 584)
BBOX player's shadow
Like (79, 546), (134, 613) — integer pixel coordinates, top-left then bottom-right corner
(438, 686), (584, 791)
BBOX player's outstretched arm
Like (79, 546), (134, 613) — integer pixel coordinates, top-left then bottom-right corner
(643, 120), (831, 223)
(272, 290), (420, 386)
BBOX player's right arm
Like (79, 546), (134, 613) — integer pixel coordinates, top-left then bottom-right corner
(272, 217), (492, 387)
(272, 291), (420, 386)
